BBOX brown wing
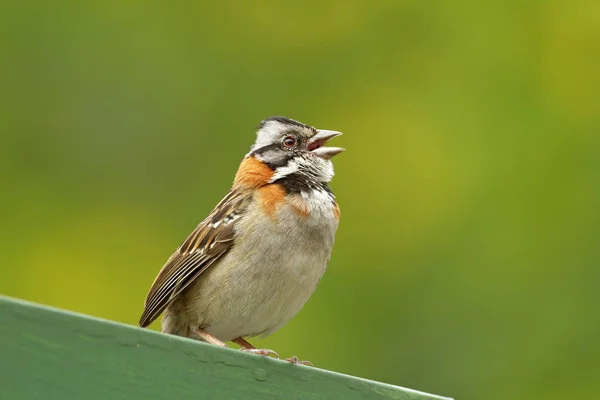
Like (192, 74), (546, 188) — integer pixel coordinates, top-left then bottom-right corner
(138, 190), (251, 327)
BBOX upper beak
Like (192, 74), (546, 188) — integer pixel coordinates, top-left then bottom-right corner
(308, 129), (345, 159)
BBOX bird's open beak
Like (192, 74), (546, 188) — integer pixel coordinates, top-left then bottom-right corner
(308, 130), (344, 159)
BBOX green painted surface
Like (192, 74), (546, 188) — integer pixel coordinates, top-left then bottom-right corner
(0, 296), (450, 400)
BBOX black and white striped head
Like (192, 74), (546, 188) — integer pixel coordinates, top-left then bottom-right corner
(249, 116), (344, 187)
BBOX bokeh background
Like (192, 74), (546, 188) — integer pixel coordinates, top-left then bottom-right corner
(1, 1), (599, 399)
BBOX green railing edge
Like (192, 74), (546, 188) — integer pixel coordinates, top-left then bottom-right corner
(0, 295), (452, 400)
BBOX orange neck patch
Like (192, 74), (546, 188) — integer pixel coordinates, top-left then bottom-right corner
(233, 156), (275, 189)
(333, 202), (341, 221)
(259, 184), (287, 219)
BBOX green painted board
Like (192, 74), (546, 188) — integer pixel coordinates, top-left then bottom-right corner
(0, 296), (451, 400)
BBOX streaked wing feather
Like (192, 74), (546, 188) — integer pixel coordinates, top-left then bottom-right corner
(138, 191), (250, 327)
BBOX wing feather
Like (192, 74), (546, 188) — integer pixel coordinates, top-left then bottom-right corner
(138, 190), (250, 327)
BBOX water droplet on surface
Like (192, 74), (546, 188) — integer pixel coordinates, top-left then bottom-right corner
(252, 369), (268, 382)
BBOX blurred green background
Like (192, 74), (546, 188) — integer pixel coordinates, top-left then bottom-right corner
(1, 1), (599, 399)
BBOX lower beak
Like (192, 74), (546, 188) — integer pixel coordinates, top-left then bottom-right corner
(309, 129), (345, 159)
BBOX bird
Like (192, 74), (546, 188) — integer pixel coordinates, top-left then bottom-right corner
(138, 116), (344, 364)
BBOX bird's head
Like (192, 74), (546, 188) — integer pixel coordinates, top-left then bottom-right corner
(248, 116), (344, 186)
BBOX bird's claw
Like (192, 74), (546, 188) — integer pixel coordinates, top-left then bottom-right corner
(241, 348), (279, 358)
(285, 356), (313, 366)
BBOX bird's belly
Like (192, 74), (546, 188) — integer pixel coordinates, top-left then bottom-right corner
(203, 248), (328, 341)
(181, 202), (337, 342)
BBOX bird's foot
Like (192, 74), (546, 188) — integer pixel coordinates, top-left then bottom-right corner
(241, 348), (280, 358)
(285, 356), (313, 366)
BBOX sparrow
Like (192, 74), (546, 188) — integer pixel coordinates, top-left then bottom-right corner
(139, 116), (344, 364)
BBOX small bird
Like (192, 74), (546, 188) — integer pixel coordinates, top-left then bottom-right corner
(139, 116), (343, 364)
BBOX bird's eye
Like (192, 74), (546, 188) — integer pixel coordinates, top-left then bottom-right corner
(282, 136), (296, 148)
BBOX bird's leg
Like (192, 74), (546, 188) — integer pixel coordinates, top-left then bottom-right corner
(232, 337), (255, 349)
(284, 356), (314, 367)
(196, 329), (228, 347)
(232, 337), (279, 358)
